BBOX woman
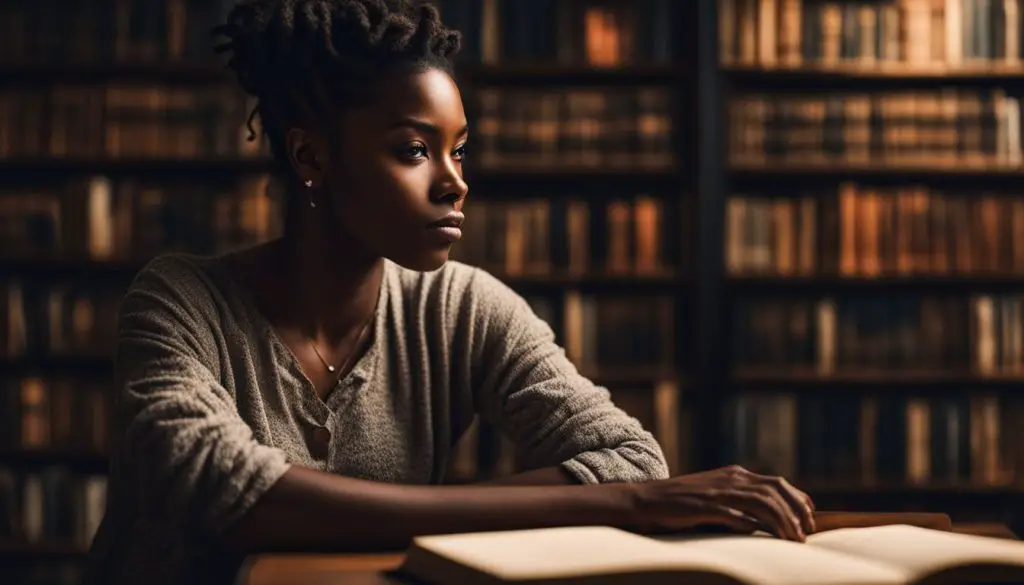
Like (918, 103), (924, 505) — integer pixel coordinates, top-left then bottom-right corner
(84, 1), (815, 584)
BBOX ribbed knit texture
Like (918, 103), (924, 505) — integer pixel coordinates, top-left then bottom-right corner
(83, 253), (669, 585)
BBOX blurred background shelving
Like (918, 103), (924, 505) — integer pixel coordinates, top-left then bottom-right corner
(710, 0), (1024, 525)
(2, 0), (1024, 583)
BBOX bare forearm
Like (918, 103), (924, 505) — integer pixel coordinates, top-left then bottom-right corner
(223, 465), (633, 553)
(478, 466), (578, 486)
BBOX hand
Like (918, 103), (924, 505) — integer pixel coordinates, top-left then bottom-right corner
(624, 465), (816, 542)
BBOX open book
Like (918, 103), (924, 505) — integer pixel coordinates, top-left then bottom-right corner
(399, 524), (1024, 585)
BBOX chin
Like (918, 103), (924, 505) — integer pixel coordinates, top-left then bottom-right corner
(390, 249), (451, 273)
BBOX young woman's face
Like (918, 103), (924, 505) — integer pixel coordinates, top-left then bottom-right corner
(316, 67), (470, 272)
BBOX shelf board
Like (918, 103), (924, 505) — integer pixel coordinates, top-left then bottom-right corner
(0, 157), (274, 177)
(730, 161), (1024, 179)
(0, 260), (686, 290)
(459, 64), (687, 86)
(0, 258), (145, 280)
(578, 366), (682, 387)
(723, 63), (1024, 86)
(502, 272), (685, 292)
(731, 369), (1024, 390)
(0, 63), (687, 86)
(0, 449), (108, 473)
(466, 164), (681, 184)
(0, 355), (113, 378)
(0, 159), (682, 184)
(0, 63), (233, 84)
(727, 275), (1024, 292)
(0, 542), (87, 560)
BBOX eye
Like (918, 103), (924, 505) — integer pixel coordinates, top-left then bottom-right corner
(399, 142), (428, 160)
(453, 143), (467, 161)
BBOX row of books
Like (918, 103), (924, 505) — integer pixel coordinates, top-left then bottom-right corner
(473, 88), (675, 170)
(506, 295), (678, 374)
(0, 86), (266, 160)
(559, 292), (677, 372)
(0, 0), (232, 66)
(732, 295), (1000, 373)
(449, 196), (678, 277)
(0, 0), (678, 69)
(2, 175), (279, 262)
(0, 84), (676, 168)
(723, 393), (1022, 485)
(3, 378), (110, 454)
(435, 0), (675, 66)
(729, 89), (1023, 167)
(446, 380), (685, 483)
(1, 282), (120, 358)
(726, 185), (1024, 277)
(720, 0), (1024, 68)
(1, 176), (684, 279)
(0, 467), (107, 553)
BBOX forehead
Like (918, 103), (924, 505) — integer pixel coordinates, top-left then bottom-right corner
(357, 68), (465, 126)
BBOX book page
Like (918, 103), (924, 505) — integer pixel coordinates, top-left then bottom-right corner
(807, 525), (1024, 582)
(656, 534), (909, 585)
(408, 526), (909, 585)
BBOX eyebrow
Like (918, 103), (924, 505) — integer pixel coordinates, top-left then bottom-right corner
(389, 117), (469, 138)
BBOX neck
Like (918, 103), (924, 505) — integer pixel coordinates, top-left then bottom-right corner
(273, 223), (384, 346)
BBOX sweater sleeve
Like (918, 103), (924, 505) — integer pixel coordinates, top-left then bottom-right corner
(466, 267), (670, 484)
(113, 256), (291, 540)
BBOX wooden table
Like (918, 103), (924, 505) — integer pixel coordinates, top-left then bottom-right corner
(239, 553), (404, 585)
(236, 521), (1018, 585)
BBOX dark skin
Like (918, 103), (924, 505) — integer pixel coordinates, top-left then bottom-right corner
(223, 67), (816, 554)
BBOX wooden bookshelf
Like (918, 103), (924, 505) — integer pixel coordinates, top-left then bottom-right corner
(709, 0), (1024, 525)
(730, 161), (1024, 177)
(723, 63), (1024, 78)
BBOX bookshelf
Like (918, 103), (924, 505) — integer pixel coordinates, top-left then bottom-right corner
(8, 0), (1022, 583)
(0, 1), (693, 583)
(710, 0), (1024, 530)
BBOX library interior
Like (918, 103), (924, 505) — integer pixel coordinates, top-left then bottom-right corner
(1, 0), (1024, 584)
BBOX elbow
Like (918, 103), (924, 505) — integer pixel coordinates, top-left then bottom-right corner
(564, 440), (670, 485)
(611, 439), (671, 482)
(123, 409), (290, 540)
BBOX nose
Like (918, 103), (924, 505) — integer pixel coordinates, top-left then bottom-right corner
(431, 165), (468, 206)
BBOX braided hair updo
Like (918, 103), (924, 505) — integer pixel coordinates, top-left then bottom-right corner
(214, 0), (462, 176)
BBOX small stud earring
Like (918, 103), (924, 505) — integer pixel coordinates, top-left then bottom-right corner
(304, 179), (317, 207)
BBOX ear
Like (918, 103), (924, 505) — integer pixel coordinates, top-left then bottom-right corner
(285, 128), (325, 186)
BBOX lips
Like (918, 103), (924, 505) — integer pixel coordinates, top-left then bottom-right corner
(426, 211), (465, 244)
(427, 211), (465, 229)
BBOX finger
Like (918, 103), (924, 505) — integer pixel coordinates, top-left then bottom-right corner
(746, 484), (805, 542)
(711, 505), (761, 534)
(716, 488), (802, 542)
(804, 493), (817, 532)
(691, 503), (762, 535)
(762, 475), (816, 536)
(743, 473), (813, 538)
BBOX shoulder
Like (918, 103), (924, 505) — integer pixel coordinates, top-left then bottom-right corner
(121, 252), (233, 325)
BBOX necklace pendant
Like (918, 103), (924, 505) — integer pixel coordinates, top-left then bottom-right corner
(327, 365), (336, 373)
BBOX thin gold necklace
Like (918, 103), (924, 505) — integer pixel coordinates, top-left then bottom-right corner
(308, 318), (373, 375)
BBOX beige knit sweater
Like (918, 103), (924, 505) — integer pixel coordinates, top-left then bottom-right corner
(82, 253), (669, 585)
